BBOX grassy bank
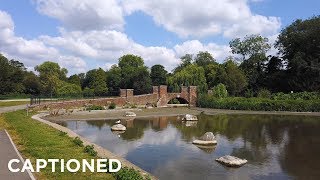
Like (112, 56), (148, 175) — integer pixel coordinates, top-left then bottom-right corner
(0, 110), (149, 180)
(198, 95), (320, 112)
(0, 101), (28, 107)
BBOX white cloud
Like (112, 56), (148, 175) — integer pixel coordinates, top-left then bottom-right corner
(34, 0), (124, 31)
(122, 0), (281, 38)
(174, 40), (231, 62)
(0, 11), (87, 74)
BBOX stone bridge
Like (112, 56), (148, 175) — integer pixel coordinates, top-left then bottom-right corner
(34, 85), (197, 109)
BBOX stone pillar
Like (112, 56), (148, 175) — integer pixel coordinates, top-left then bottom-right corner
(126, 89), (134, 97)
(157, 85), (168, 107)
(153, 86), (159, 94)
(180, 86), (188, 100)
(120, 89), (127, 97)
(188, 86), (197, 106)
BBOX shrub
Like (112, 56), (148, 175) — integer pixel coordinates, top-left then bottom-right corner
(83, 87), (95, 97)
(212, 83), (228, 98)
(86, 105), (104, 111)
(113, 167), (145, 180)
(197, 94), (320, 112)
(257, 89), (271, 99)
(108, 102), (116, 109)
(84, 145), (97, 156)
(72, 137), (84, 147)
(58, 131), (67, 136)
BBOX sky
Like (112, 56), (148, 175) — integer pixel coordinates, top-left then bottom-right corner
(0, 0), (319, 75)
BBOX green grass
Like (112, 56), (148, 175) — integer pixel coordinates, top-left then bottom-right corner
(0, 101), (29, 107)
(0, 110), (114, 180)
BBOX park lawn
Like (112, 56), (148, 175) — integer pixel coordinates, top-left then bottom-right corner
(0, 101), (28, 107)
(0, 110), (114, 180)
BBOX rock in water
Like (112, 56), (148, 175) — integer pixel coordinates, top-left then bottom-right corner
(124, 111), (136, 117)
(215, 155), (247, 167)
(183, 114), (198, 121)
(199, 132), (215, 141)
(111, 124), (126, 131)
(192, 132), (217, 145)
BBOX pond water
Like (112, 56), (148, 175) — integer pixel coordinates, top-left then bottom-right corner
(56, 114), (320, 180)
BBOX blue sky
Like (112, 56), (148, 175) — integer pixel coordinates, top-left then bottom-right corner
(0, 0), (319, 74)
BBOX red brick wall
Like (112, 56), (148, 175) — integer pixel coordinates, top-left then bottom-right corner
(33, 85), (197, 109)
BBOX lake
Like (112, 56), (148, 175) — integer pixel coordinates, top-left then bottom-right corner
(55, 114), (320, 179)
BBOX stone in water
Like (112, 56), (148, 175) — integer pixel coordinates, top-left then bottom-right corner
(111, 124), (126, 131)
(216, 155), (247, 167)
(192, 132), (217, 145)
(124, 111), (136, 117)
(183, 114), (198, 121)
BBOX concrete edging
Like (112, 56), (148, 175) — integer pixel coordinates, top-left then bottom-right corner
(31, 113), (156, 179)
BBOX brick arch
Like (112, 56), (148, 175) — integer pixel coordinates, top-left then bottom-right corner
(167, 96), (189, 104)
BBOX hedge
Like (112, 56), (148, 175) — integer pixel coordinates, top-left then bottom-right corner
(198, 94), (320, 112)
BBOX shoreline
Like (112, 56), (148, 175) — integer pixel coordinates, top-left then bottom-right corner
(43, 107), (320, 122)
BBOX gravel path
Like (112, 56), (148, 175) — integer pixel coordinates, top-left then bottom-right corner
(0, 105), (27, 114)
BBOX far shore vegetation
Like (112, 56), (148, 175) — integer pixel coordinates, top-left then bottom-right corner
(0, 16), (319, 111)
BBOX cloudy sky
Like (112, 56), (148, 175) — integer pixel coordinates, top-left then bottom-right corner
(0, 0), (319, 75)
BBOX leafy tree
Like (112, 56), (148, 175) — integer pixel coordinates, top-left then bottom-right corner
(217, 59), (248, 96)
(230, 35), (271, 92)
(0, 54), (26, 94)
(230, 35), (271, 61)
(35, 61), (68, 96)
(174, 54), (193, 73)
(106, 65), (122, 95)
(23, 72), (41, 94)
(57, 83), (82, 97)
(85, 68), (108, 96)
(167, 64), (207, 93)
(275, 16), (320, 91)
(68, 74), (81, 87)
(194, 51), (216, 67)
(212, 83), (228, 98)
(118, 54), (152, 94)
(150, 64), (167, 86)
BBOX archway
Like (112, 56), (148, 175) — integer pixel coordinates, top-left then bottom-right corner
(168, 97), (189, 105)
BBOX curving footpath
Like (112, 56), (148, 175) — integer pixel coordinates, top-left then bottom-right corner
(0, 105), (35, 180)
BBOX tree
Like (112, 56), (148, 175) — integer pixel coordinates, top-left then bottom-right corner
(0, 54), (26, 94)
(167, 64), (207, 93)
(85, 68), (108, 96)
(68, 74), (81, 87)
(23, 72), (41, 95)
(217, 60), (248, 96)
(150, 65), (167, 86)
(35, 61), (68, 96)
(230, 35), (271, 61)
(194, 51), (216, 67)
(174, 54), (193, 73)
(275, 16), (320, 91)
(230, 35), (271, 92)
(118, 54), (152, 94)
(57, 83), (82, 98)
(106, 65), (121, 95)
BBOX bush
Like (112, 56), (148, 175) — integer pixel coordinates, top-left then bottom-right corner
(83, 87), (95, 97)
(57, 83), (82, 98)
(212, 83), (228, 98)
(72, 137), (84, 147)
(84, 145), (97, 156)
(86, 105), (104, 111)
(257, 89), (271, 99)
(198, 94), (320, 112)
(108, 102), (116, 109)
(113, 167), (145, 180)
(272, 91), (320, 100)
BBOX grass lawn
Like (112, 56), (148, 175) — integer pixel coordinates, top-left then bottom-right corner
(0, 110), (114, 179)
(0, 101), (29, 107)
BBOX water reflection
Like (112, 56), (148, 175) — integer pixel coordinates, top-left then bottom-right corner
(55, 114), (320, 179)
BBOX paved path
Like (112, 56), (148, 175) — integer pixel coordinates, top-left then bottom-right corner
(0, 130), (34, 180)
(0, 105), (27, 114)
